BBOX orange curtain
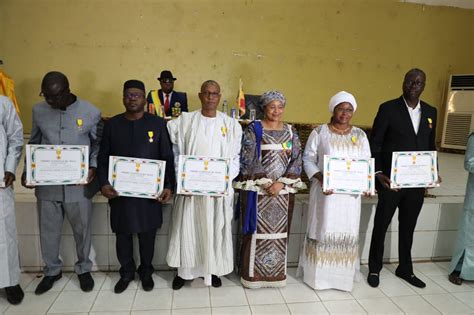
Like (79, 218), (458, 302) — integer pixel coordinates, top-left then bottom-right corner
(0, 70), (20, 113)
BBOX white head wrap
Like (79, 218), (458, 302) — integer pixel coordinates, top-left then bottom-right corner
(328, 91), (357, 113)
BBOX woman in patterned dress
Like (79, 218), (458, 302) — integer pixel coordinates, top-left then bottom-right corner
(297, 91), (371, 291)
(236, 90), (305, 288)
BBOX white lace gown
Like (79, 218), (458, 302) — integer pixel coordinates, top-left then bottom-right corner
(297, 124), (371, 291)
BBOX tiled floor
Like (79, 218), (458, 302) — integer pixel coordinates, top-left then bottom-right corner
(2, 262), (474, 314)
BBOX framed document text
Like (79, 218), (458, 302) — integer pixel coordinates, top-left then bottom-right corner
(323, 155), (375, 195)
(26, 145), (89, 186)
(390, 151), (439, 188)
(108, 156), (166, 199)
(177, 155), (230, 196)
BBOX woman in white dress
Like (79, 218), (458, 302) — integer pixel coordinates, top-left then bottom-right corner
(298, 91), (371, 291)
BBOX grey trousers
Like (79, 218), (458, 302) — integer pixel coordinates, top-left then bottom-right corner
(38, 200), (93, 276)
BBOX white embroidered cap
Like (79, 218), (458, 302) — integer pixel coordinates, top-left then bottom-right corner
(329, 91), (357, 113)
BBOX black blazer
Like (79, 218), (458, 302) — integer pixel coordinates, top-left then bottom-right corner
(97, 113), (176, 233)
(146, 89), (188, 116)
(370, 96), (437, 180)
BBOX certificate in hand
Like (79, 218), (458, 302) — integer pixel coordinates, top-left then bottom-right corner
(390, 151), (439, 188)
(26, 145), (89, 186)
(177, 155), (231, 196)
(323, 155), (375, 195)
(108, 156), (166, 199)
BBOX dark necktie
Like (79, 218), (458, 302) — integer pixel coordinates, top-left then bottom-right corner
(164, 94), (170, 116)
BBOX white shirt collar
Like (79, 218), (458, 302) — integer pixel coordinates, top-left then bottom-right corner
(402, 96), (421, 111)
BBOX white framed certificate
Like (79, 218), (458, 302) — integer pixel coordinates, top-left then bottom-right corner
(108, 156), (166, 199)
(323, 155), (375, 195)
(390, 151), (439, 188)
(177, 155), (230, 196)
(26, 145), (89, 186)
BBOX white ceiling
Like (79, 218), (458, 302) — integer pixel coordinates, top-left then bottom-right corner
(401, 0), (474, 9)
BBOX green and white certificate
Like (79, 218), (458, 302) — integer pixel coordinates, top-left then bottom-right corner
(390, 151), (439, 188)
(108, 156), (166, 199)
(323, 155), (375, 195)
(177, 155), (231, 196)
(26, 145), (89, 186)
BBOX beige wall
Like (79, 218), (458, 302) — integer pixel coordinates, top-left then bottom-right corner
(1, 0), (473, 137)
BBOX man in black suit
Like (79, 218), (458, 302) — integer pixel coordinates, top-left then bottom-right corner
(146, 70), (188, 118)
(367, 68), (440, 289)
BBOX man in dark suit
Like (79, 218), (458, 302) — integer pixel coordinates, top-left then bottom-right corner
(98, 80), (175, 293)
(367, 68), (440, 289)
(146, 70), (188, 118)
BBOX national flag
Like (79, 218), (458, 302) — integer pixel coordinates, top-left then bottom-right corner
(237, 78), (245, 116)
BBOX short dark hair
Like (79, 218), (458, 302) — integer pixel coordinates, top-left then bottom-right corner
(41, 71), (69, 89)
(404, 68), (426, 80)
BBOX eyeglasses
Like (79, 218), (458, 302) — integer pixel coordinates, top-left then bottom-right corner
(201, 91), (220, 98)
(334, 107), (354, 113)
(124, 92), (145, 99)
(39, 89), (67, 100)
(160, 79), (174, 84)
(404, 80), (425, 87)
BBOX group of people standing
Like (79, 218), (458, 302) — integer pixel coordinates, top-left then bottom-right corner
(1, 67), (472, 307)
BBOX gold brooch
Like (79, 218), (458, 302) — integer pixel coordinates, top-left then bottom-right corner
(148, 131), (154, 143)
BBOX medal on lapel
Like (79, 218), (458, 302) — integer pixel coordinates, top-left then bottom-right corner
(221, 126), (227, 137)
(76, 118), (83, 130)
(172, 102), (182, 117)
(427, 118), (433, 129)
(148, 131), (154, 143)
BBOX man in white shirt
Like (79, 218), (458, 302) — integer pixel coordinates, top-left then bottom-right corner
(166, 80), (242, 290)
(367, 69), (439, 289)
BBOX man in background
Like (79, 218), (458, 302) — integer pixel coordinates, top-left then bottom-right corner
(146, 70), (188, 118)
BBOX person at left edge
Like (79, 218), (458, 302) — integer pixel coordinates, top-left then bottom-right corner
(97, 80), (175, 294)
(0, 96), (24, 305)
(21, 71), (101, 295)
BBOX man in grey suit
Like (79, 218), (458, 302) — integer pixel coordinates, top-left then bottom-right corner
(21, 71), (101, 294)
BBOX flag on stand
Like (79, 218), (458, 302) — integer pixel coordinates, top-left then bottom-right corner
(237, 78), (245, 116)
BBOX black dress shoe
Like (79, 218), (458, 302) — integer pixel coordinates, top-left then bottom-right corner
(35, 273), (62, 295)
(367, 273), (380, 288)
(449, 271), (463, 285)
(172, 275), (185, 290)
(5, 285), (24, 305)
(211, 275), (222, 288)
(141, 275), (154, 291)
(78, 272), (95, 292)
(395, 271), (426, 288)
(114, 278), (132, 294)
